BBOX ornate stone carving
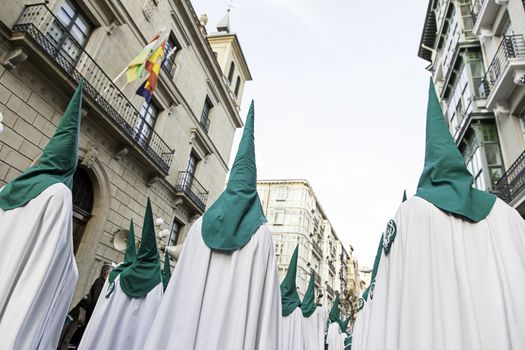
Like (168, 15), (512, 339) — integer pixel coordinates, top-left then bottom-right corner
(1, 48), (28, 70)
(81, 144), (100, 169)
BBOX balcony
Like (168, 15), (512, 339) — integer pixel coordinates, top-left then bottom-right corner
(311, 239), (322, 258)
(175, 171), (208, 213)
(479, 35), (525, 110)
(11, 4), (174, 174)
(472, 0), (507, 36)
(494, 150), (525, 205)
(313, 271), (321, 285)
(326, 284), (334, 298)
(328, 261), (336, 274)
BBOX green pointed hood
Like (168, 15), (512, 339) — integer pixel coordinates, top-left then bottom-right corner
(0, 81), (83, 210)
(280, 244), (301, 316)
(416, 79), (495, 222)
(301, 268), (317, 317)
(119, 198), (161, 297)
(108, 219), (137, 284)
(329, 294), (342, 324)
(341, 316), (351, 333)
(202, 100), (266, 251)
(161, 250), (172, 291)
(402, 190), (407, 203)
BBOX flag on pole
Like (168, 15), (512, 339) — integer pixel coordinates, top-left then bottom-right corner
(136, 35), (168, 103)
(126, 31), (167, 83)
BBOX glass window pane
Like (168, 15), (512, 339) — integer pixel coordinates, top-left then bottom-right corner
(75, 16), (91, 36)
(485, 144), (502, 166)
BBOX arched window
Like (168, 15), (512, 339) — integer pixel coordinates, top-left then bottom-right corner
(227, 61), (235, 83)
(234, 76), (241, 97)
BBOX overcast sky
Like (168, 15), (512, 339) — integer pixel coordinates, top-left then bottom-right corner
(193, 0), (431, 267)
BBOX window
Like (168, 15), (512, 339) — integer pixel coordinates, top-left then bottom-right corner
(135, 101), (158, 144)
(234, 77), (241, 97)
(182, 151), (199, 190)
(272, 209), (285, 225)
(227, 62), (235, 83)
(167, 219), (183, 246)
(467, 147), (485, 190)
(480, 122), (503, 187)
(46, 0), (93, 63)
(162, 34), (180, 75)
(187, 152), (199, 176)
(274, 187), (288, 201)
(200, 97), (212, 132)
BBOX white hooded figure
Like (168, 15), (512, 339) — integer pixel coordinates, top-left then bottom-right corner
(280, 245), (304, 349)
(0, 82), (83, 349)
(326, 295), (345, 350)
(144, 101), (282, 349)
(78, 198), (163, 350)
(352, 80), (525, 349)
(301, 269), (328, 350)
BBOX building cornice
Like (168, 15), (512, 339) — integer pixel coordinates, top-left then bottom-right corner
(418, 0), (437, 61)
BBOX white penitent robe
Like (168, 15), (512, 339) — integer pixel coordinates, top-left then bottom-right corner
(302, 307), (328, 350)
(326, 322), (345, 350)
(0, 183), (78, 349)
(78, 276), (162, 350)
(282, 308), (304, 350)
(353, 197), (525, 350)
(144, 218), (282, 350)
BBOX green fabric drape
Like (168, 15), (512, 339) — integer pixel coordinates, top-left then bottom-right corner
(416, 79), (495, 222)
(341, 316), (351, 333)
(162, 250), (172, 291)
(402, 190), (407, 203)
(301, 268), (317, 317)
(280, 245), (301, 316)
(202, 101), (266, 251)
(0, 81), (83, 210)
(119, 198), (161, 297)
(329, 294), (342, 325)
(108, 219), (137, 284)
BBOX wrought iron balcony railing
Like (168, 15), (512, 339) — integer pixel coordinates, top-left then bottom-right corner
(175, 171), (208, 211)
(479, 35), (525, 98)
(494, 150), (525, 204)
(313, 270), (321, 285)
(13, 3), (174, 173)
(326, 284), (334, 297)
(329, 261), (336, 274)
(311, 239), (322, 258)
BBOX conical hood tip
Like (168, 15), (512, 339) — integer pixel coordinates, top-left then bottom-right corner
(301, 268), (318, 317)
(124, 219), (137, 262)
(138, 198), (159, 259)
(280, 244), (301, 316)
(416, 78), (495, 222)
(228, 100), (256, 187)
(201, 100), (266, 251)
(329, 294), (341, 323)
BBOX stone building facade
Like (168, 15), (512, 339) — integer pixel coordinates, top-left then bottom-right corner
(257, 179), (355, 312)
(0, 0), (250, 304)
(419, 0), (525, 215)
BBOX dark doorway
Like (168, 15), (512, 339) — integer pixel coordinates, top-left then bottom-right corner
(72, 167), (93, 253)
